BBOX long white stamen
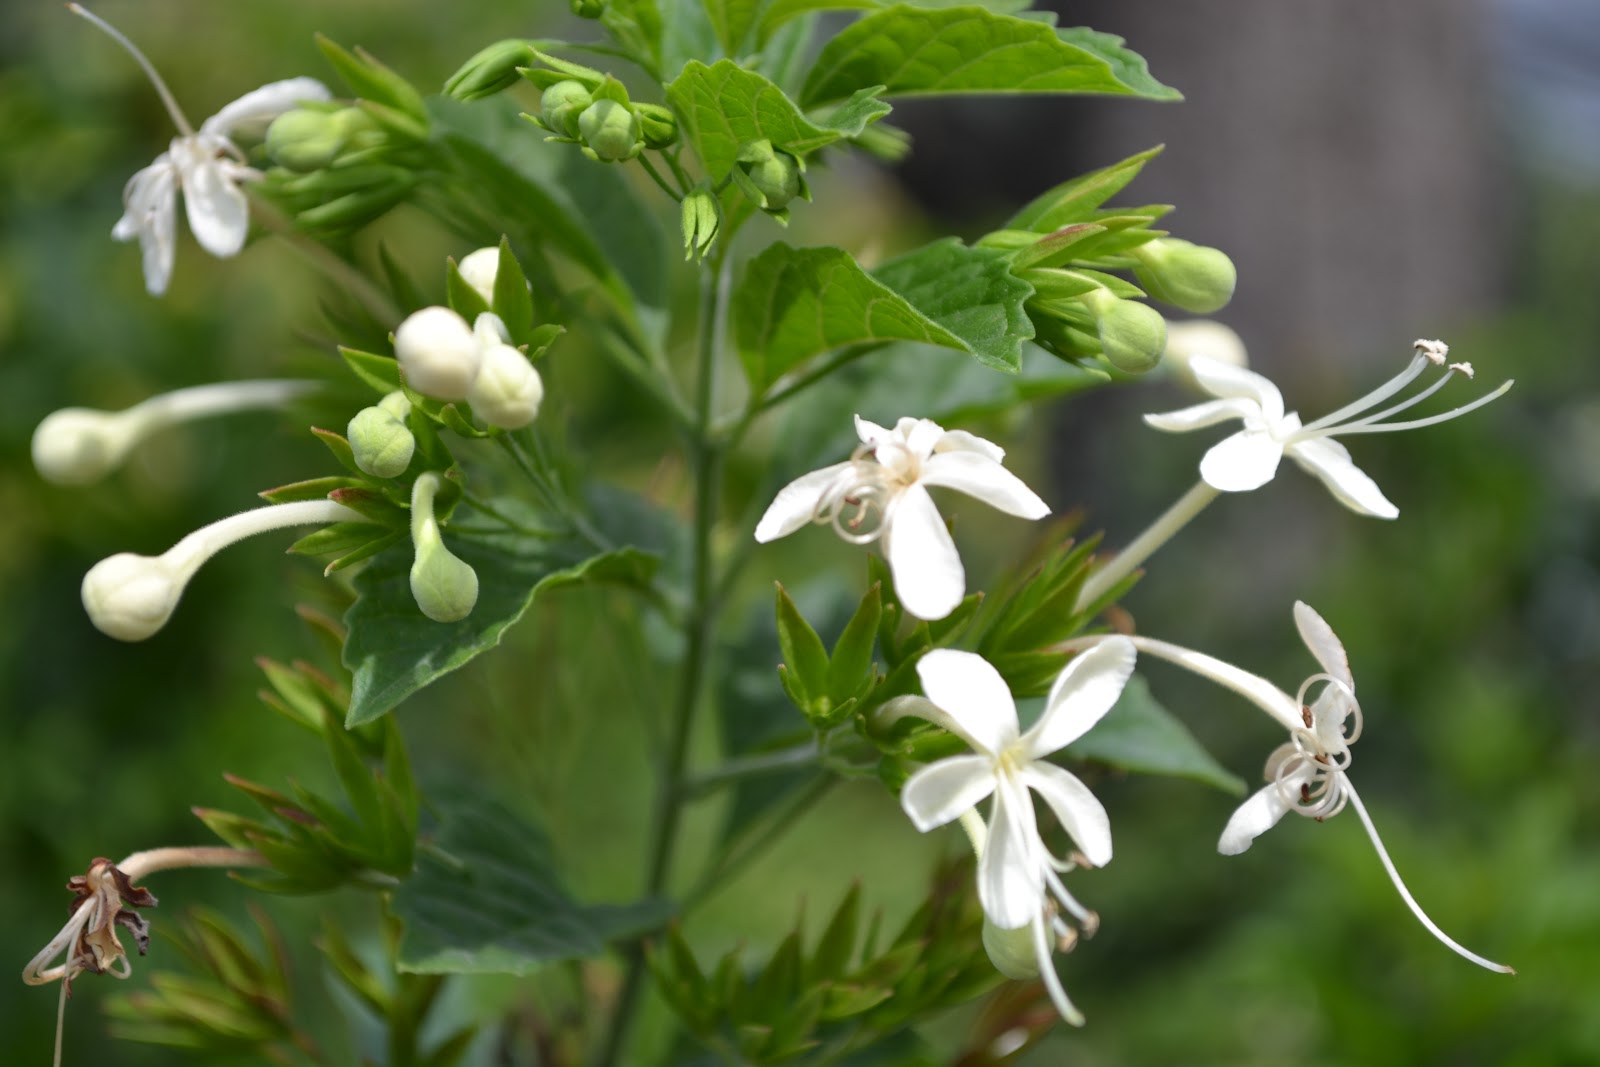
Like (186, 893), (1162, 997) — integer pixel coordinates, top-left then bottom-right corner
(1041, 864), (1095, 926)
(1344, 784), (1514, 974)
(53, 975), (68, 1067)
(1326, 364), (1460, 431)
(68, 5), (195, 137)
(1031, 913), (1085, 1026)
(1299, 353), (1431, 433)
(1325, 379), (1514, 436)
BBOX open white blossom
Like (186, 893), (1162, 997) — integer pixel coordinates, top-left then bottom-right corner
(71, 5), (330, 295)
(1144, 340), (1512, 519)
(890, 642), (1136, 931)
(754, 416), (1050, 620)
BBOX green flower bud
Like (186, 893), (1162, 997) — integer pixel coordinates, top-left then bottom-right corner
(347, 405), (416, 479)
(680, 183), (721, 262)
(540, 80), (593, 139)
(571, 0), (605, 17)
(409, 473), (478, 623)
(1131, 238), (1237, 314)
(732, 140), (809, 222)
(577, 99), (641, 162)
(265, 108), (348, 172)
(982, 917), (1039, 981)
(444, 39), (537, 102)
(467, 344), (544, 430)
(1082, 289), (1167, 375)
(634, 102), (678, 150)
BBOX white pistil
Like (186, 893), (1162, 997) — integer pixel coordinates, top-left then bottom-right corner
(68, 4), (195, 137)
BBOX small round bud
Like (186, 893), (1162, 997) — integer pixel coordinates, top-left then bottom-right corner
(746, 150), (801, 210)
(634, 103), (678, 150)
(982, 917), (1040, 982)
(394, 307), (481, 401)
(82, 553), (181, 642)
(540, 80), (593, 139)
(578, 99), (641, 163)
(265, 108), (349, 172)
(348, 406), (416, 478)
(468, 345), (544, 429)
(458, 247), (501, 307)
(1083, 289), (1167, 375)
(1132, 238), (1237, 314)
(571, 0), (606, 17)
(410, 540), (480, 622)
(1162, 320), (1248, 393)
(32, 408), (126, 486)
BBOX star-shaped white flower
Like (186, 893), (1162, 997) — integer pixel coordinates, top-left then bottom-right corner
(754, 416), (1050, 621)
(1144, 340), (1511, 519)
(892, 642), (1136, 930)
(73, 5), (330, 295)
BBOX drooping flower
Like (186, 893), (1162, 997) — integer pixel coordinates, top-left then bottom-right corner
(888, 642), (1136, 931)
(1144, 339), (1512, 518)
(70, 5), (330, 295)
(754, 416), (1050, 620)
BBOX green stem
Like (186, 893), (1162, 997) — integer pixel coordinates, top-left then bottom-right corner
(716, 342), (884, 445)
(599, 256), (729, 1067)
(684, 739), (821, 796)
(663, 149), (695, 193)
(638, 154), (683, 201)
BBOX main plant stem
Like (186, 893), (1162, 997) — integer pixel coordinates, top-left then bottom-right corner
(600, 257), (727, 1066)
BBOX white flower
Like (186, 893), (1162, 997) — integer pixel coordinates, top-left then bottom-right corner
(754, 416), (1050, 620)
(891, 642), (1136, 930)
(457, 246), (502, 306)
(71, 5), (330, 295)
(1144, 339), (1512, 519)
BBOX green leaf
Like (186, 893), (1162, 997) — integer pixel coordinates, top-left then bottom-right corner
(341, 346), (403, 396)
(667, 60), (842, 182)
(1007, 145), (1164, 233)
(800, 7), (1181, 107)
(814, 85), (892, 137)
(776, 584), (831, 710)
(706, 0), (762, 56)
(1062, 675), (1245, 794)
(393, 795), (672, 974)
(734, 243), (967, 391)
(492, 238), (537, 343)
(827, 584), (881, 703)
(872, 237), (1035, 371)
(315, 35), (429, 125)
(760, 0), (1032, 45)
(445, 261), (492, 322)
(343, 515), (659, 726)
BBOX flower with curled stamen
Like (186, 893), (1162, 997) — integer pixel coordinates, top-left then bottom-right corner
(1144, 339), (1513, 518)
(754, 416), (1050, 620)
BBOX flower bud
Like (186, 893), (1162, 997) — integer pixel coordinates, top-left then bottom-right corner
(444, 39), (538, 102)
(347, 405), (415, 478)
(1131, 238), (1237, 314)
(82, 552), (183, 642)
(735, 140), (803, 211)
(468, 344), (544, 429)
(680, 183), (720, 262)
(982, 917), (1040, 981)
(32, 408), (130, 486)
(540, 80), (593, 139)
(457, 247), (501, 307)
(1082, 289), (1167, 375)
(634, 102), (678, 150)
(571, 0), (606, 17)
(265, 107), (371, 172)
(578, 99), (641, 163)
(394, 306), (481, 401)
(409, 473), (478, 623)
(1162, 319), (1249, 393)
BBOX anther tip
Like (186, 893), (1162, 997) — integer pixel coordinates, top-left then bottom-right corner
(1448, 361), (1475, 379)
(1414, 338), (1450, 364)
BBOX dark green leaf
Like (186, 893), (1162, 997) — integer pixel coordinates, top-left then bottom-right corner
(1062, 675), (1245, 794)
(827, 584), (881, 703)
(445, 260), (492, 322)
(872, 238), (1035, 371)
(393, 795), (673, 973)
(776, 584), (831, 709)
(800, 8), (1181, 107)
(492, 237), (537, 343)
(667, 60), (841, 182)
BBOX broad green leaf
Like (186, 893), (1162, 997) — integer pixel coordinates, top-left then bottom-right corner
(393, 795), (672, 974)
(1062, 676), (1245, 794)
(343, 510), (659, 726)
(667, 60), (842, 181)
(814, 85), (892, 137)
(733, 244), (966, 391)
(759, 0), (1031, 45)
(706, 0), (762, 56)
(1008, 146), (1165, 233)
(800, 7), (1181, 107)
(872, 238), (1034, 371)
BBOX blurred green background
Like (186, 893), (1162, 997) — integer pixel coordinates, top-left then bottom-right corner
(3, 1), (1597, 1065)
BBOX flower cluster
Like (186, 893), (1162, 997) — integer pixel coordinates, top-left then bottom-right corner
(393, 304), (544, 429)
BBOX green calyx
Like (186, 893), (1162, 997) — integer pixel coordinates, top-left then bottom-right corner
(577, 99), (642, 163)
(634, 102), (678, 150)
(680, 183), (721, 261)
(540, 80), (594, 139)
(732, 140), (810, 223)
(1131, 238), (1237, 314)
(266, 107), (373, 173)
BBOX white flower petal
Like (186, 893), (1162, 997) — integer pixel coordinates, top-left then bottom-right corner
(1288, 437), (1399, 519)
(853, 414), (893, 446)
(884, 484), (965, 621)
(1189, 356), (1284, 424)
(979, 779), (1045, 930)
(913, 649), (1018, 755)
(182, 158), (250, 257)
(200, 77), (332, 138)
(1199, 429), (1285, 492)
(934, 428), (1005, 462)
(1021, 761), (1112, 867)
(1292, 601), (1352, 688)
(1142, 397), (1259, 433)
(900, 754), (999, 831)
(753, 462), (851, 543)
(919, 451), (1050, 519)
(1216, 781), (1297, 855)
(113, 160), (178, 295)
(1024, 637), (1137, 758)
(901, 417), (945, 459)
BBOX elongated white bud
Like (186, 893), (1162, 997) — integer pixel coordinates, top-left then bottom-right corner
(468, 344), (543, 429)
(32, 380), (316, 486)
(409, 473), (478, 622)
(394, 307), (481, 401)
(82, 499), (363, 640)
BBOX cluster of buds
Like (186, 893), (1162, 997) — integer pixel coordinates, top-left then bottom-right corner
(392, 299), (544, 430)
(730, 139), (810, 224)
(533, 76), (676, 164)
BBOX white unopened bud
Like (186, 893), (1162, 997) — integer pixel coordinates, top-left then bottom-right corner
(982, 916), (1040, 981)
(82, 499), (363, 641)
(468, 345), (544, 429)
(409, 473), (478, 623)
(394, 307), (481, 401)
(31, 381), (316, 487)
(458, 247), (501, 307)
(1162, 319), (1249, 394)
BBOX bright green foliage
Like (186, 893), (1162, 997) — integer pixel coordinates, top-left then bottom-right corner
(872, 238), (1036, 371)
(775, 583), (882, 727)
(667, 61), (849, 181)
